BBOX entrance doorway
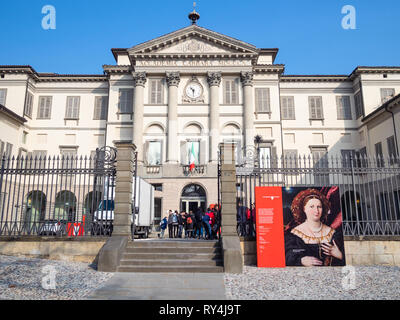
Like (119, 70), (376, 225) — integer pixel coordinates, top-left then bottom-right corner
(180, 184), (207, 213)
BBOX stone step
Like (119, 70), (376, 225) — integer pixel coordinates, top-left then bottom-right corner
(124, 247), (220, 254)
(119, 259), (223, 267)
(122, 252), (222, 260)
(116, 265), (224, 273)
(128, 240), (220, 248)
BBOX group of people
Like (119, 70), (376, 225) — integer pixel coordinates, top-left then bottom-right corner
(159, 206), (221, 240)
(237, 201), (256, 237)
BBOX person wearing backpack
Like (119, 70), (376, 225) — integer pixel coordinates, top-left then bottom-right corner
(172, 210), (179, 238)
(159, 216), (168, 239)
(185, 213), (194, 238)
(177, 211), (185, 238)
(203, 211), (212, 240)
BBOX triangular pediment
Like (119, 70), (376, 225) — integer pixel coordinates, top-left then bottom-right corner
(128, 25), (259, 56)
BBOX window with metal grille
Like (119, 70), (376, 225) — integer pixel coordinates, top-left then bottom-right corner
(93, 96), (108, 120)
(60, 149), (77, 169)
(311, 147), (329, 186)
(24, 92), (34, 118)
(375, 142), (384, 167)
(387, 135), (397, 164)
(224, 79), (238, 104)
(381, 88), (395, 103)
(341, 149), (356, 168)
(150, 79), (163, 104)
(255, 88), (270, 113)
(336, 96), (352, 120)
(308, 96), (324, 120)
(283, 149), (298, 168)
(281, 96), (295, 120)
(37, 96), (52, 119)
(118, 89), (133, 113)
(0, 89), (7, 105)
(65, 97), (80, 119)
(32, 150), (47, 169)
(354, 92), (364, 119)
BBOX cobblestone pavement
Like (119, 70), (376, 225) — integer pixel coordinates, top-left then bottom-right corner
(0, 255), (113, 300)
(1, 255), (400, 300)
(224, 265), (400, 300)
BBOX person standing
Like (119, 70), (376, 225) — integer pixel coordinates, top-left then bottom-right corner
(167, 210), (173, 238)
(185, 213), (194, 238)
(172, 210), (179, 238)
(159, 216), (168, 239)
(203, 210), (212, 240)
(194, 207), (203, 239)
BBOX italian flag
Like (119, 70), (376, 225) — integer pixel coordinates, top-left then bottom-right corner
(189, 143), (196, 172)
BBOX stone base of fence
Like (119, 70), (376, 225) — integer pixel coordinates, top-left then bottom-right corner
(0, 237), (108, 264)
(239, 238), (400, 267)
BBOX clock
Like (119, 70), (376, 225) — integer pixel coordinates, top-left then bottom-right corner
(183, 76), (204, 103)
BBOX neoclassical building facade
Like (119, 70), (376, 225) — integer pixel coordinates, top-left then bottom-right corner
(1, 18), (399, 224)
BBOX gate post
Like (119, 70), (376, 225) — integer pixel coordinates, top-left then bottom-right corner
(220, 143), (243, 274)
(98, 142), (136, 272)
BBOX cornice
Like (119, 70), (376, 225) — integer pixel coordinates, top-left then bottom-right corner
(254, 64), (285, 74)
(103, 65), (133, 75)
(280, 75), (350, 82)
(349, 66), (400, 80)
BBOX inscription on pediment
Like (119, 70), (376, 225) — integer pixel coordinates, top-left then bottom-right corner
(157, 38), (234, 54)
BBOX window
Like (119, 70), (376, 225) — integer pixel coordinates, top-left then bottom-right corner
(186, 141), (200, 165)
(224, 79), (238, 104)
(149, 79), (163, 104)
(355, 92), (364, 119)
(308, 96), (324, 120)
(5, 143), (13, 158)
(259, 147), (271, 169)
(311, 147), (329, 186)
(118, 89), (133, 113)
(152, 184), (163, 192)
(375, 142), (384, 167)
(0, 140), (4, 157)
(24, 92), (34, 118)
(255, 88), (270, 113)
(60, 149), (77, 169)
(93, 96), (108, 120)
(0, 89), (7, 105)
(37, 96), (52, 119)
(283, 149), (298, 168)
(22, 131), (28, 144)
(65, 97), (80, 119)
(336, 96), (352, 120)
(281, 96), (295, 120)
(146, 141), (162, 165)
(387, 136), (397, 164)
(381, 88), (395, 103)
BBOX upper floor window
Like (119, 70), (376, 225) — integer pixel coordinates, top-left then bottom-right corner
(118, 89), (133, 113)
(93, 96), (108, 120)
(375, 142), (384, 167)
(146, 141), (162, 166)
(354, 92), (364, 119)
(387, 135), (397, 163)
(24, 92), (34, 118)
(281, 96), (295, 120)
(37, 96), (52, 119)
(223, 79), (238, 104)
(0, 89), (7, 105)
(381, 88), (395, 103)
(255, 88), (270, 113)
(149, 79), (163, 104)
(60, 148), (77, 169)
(336, 96), (352, 120)
(308, 96), (324, 120)
(65, 96), (80, 119)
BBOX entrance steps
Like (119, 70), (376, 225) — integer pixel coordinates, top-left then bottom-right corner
(117, 239), (224, 273)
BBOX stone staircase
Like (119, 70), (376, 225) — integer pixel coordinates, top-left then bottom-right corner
(117, 239), (224, 273)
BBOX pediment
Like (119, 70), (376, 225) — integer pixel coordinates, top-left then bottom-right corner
(128, 25), (259, 56)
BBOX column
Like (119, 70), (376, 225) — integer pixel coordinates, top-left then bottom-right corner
(132, 72), (146, 163)
(207, 72), (221, 163)
(166, 72), (180, 163)
(240, 71), (255, 150)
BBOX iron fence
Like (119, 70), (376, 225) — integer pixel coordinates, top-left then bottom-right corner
(218, 146), (400, 237)
(0, 147), (118, 237)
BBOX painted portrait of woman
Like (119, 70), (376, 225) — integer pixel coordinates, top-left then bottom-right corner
(284, 188), (346, 267)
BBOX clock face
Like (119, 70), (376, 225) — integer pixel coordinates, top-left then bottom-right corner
(185, 82), (202, 99)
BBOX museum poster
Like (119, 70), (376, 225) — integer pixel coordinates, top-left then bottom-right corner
(256, 186), (346, 267)
(255, 187), (286, 268)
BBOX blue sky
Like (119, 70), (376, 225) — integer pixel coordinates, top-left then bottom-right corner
(0, 0), (399, 75)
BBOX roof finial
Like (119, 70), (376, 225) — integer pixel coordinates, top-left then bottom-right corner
(188, 1), (200, 25)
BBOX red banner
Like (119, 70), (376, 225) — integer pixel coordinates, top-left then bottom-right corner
(256, 187), (286, 268)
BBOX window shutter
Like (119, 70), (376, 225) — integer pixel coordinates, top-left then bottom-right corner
(0, 89), (7, 105)
(231, 80), (238, 104)
(94, 97), (101, 119)
(288, 97), (295, 119)
(336, 96), (343, 119)
(180, 141), (187, 164)
(101, 97), (108, 120)
(150, 80), (157, 104)
(256, 88), (270, 113)
(200, 140), (206, 165)
(144, 141), (150, 165)
(224, 81), (230, 104)
(343, 96), (351, 119)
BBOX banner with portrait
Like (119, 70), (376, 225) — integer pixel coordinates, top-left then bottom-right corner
(282, 187), (346, 267)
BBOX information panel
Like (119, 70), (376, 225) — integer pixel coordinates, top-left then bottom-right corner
(255, 187), (286, 268)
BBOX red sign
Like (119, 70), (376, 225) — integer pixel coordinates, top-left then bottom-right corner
(256, 187), (286, 268)
(67, 215), (85, 236)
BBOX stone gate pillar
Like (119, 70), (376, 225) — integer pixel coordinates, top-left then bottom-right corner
(220, 143), (243, 274)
